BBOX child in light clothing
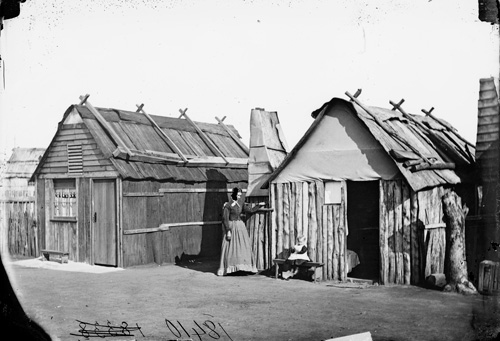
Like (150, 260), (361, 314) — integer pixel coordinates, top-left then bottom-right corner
(282, 235), (310, 280)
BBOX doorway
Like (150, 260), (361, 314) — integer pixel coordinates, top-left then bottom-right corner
(92, 179), (117, 266)
(346, 181), (379, 281)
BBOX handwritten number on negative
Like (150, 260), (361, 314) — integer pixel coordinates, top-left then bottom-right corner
(203, 320), (220, 339)
(191, 320), (207, 341)
(165, 319), (182, 338)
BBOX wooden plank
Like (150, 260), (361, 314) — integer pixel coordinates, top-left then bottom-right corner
(379, 180), (388, 285)
(333, 205), (340, 281)
(316, 180), (325, 274)
(289, 182), (296, 253)
(159, 188), (247, 193)
(387, 181), (396, 284)
(302, 182), (309, 245)
(270, 183), (277, 264)
(394, 180), (403, 284)
(410, 189), (420, 285)
(283, 183), (290, 250)
(276, 183), (284, 257)
(322, 205), (328, 280)
(123, 192), (163, 197)
(295, 181), (303, 239)
(327, 205), (334, 280)
(339, 181), (347, 282)
(308, 182), (317, 262)
(402, 181), (411, 285)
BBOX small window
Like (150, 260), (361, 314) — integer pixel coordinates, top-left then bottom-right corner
(54, 179), (76, 217)
(324, 181), (342, 204)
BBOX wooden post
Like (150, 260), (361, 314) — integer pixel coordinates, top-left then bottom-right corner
(283, 183), (290, 250)
(394, 180), (403, 284)
(339, 182), (347, 282)
(276, 184), (284, 257)
(316, 180), (325, 277)
(327, 205), (333, 280)
(289, 182), (296, 251)
(270, 184), (277, 264)
(387, 181), (396, 284)
(322, 205), (328, 280)
(410, 189), (420, 285)
(379, 180), (389, 285)
(308, 182), (317, 262)
(302, 182), (309, 245)
(295, 182), (303, 240)
(442, 191), (477, 294)
(402, 182), (411, 285)
(333, 205), (340, 281)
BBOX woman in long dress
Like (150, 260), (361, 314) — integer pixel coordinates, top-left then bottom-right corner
(217, 187), (263, 276)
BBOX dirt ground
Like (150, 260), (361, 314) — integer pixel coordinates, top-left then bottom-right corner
(3, 255), (500, 341)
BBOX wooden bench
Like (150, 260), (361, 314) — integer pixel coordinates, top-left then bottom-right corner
(273, 259), (324, 282)
(41, 250), (69, 264)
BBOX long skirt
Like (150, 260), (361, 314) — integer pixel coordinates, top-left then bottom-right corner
(217, 220), (257, 276)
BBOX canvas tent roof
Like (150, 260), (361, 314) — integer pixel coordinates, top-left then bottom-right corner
(32, 103), (249, 183)
(268, 97), (475, 192)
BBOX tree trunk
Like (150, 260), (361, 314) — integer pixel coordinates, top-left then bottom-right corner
(442, 191), (477, 295)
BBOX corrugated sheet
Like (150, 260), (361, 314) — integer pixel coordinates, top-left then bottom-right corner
(475, 77), (499, 182)
(76, 106), (248, 182)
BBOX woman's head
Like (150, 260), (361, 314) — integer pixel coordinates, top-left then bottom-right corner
(297, 235), (307, 245)
(231, 187), (242, 201)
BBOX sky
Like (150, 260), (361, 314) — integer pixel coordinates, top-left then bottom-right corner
(0, 0), (498, 161)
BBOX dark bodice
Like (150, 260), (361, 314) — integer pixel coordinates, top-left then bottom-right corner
(222, 200), (260, 231)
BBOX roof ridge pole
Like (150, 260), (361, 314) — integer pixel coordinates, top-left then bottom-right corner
(78, 94), (134, 157)
(215, 115), (250, 156)
(421, 107), (474, 148)
(179, 108), (229, 164)
(136, 104), (188, 163)
(345, 91), (425, 159)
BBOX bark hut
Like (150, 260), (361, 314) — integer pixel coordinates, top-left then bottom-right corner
(442, 191), (477, 295)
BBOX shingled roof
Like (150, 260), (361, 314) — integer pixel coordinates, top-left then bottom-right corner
(31, 99), (249, 183)
(268, 95), (475, 192)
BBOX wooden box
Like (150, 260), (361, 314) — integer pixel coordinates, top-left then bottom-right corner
(478, 260), (500, 295)
(41, 250), (69, 264)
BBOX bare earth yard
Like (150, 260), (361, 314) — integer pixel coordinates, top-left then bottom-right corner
(4, 256), (500, 341)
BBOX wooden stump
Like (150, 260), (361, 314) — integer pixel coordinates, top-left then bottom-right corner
(442, 191), (477, 295)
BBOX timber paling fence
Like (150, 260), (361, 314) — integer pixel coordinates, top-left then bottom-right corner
(0, 199), (38, 258)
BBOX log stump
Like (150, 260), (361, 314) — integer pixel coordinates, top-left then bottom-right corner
(442, 191), (477, 295)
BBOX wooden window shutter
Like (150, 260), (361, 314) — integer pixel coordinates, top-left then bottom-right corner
(67, 144), (83, 174)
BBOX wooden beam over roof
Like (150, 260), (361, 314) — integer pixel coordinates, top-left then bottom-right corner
(179, 108), (229, 164)
(79, 94), (133, 157)
(215, 115), (250, 155)
(136, 104), (189, 163)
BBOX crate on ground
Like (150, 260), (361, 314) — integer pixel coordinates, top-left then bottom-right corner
(41, 249), (69, 264)
(478, 260), (500, 295)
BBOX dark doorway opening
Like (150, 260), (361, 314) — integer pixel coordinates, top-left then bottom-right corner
(346, 181), (379, 282)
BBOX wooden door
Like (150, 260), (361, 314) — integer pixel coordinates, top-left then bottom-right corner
(93, 179), (117, 266)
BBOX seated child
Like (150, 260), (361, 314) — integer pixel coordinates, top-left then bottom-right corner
(282, 235), (310, 280)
